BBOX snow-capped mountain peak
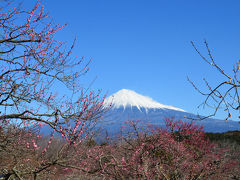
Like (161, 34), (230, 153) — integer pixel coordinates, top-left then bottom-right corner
(104, 89), (185, 112)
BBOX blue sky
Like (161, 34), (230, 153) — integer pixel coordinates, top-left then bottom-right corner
(23, 0), (240, 120)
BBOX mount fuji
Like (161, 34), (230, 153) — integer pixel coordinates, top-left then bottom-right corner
(103, 89), (185, 112)
(97, 89), (240, 136)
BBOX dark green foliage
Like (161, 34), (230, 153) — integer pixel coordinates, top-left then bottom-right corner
(206, 131), (240, 145)
(206, 131), (240, 163)
(85, 138), (97, 147)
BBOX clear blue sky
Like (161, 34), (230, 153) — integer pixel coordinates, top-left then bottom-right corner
(23, 0), (240, 120)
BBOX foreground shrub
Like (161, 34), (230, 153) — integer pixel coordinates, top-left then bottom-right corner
(78, 118), (240, 179)
(1, 118), (239, 179)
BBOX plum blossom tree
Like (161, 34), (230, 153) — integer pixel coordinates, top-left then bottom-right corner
(0, 0), (106, 178)
(189, 40), (240, 122)
(74, 118), (240, 179)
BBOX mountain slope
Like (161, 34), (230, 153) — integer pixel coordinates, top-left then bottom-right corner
(98, 89), (240, 136)
(41, 89), (240, 138)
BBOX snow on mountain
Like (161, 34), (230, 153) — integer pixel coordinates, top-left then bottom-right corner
(104, 89), (185, 112)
